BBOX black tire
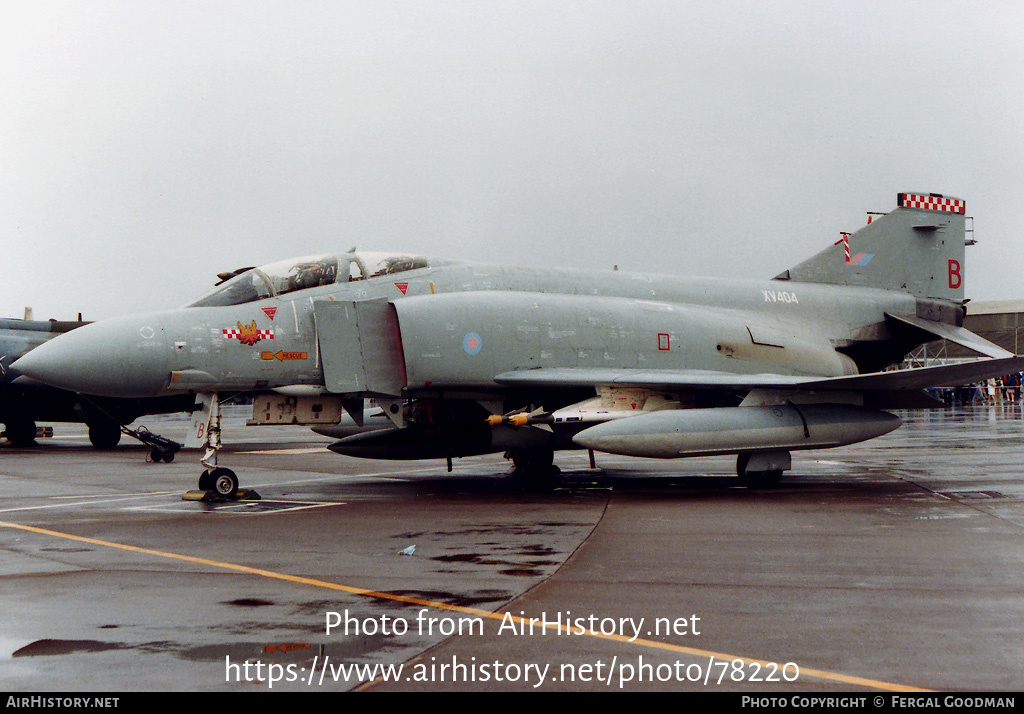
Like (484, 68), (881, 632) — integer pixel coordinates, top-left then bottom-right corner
(210, 468), (239, 498)
(739, 469), (783, 489)
(509, 448), (561, 490)
(88, 421), (122, 449)
(4, 419), (37, 447)
(198, 471), (214, 491)
(736, 454), (783, 489)
(509, 447), (553, 472)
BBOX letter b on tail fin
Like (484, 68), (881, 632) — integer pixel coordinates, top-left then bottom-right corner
(777, 192), (967, 303)
(948, 258), (962, 290)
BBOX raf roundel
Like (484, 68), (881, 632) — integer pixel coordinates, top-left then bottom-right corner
(463, 332), (483, 355)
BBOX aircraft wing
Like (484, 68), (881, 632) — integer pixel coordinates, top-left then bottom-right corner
(494, 355), (1024, 392)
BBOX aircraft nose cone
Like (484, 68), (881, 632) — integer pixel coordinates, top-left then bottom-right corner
(12, 316), (171, 397)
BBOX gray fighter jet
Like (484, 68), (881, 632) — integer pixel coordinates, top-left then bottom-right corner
(14, 192), (1023, 497)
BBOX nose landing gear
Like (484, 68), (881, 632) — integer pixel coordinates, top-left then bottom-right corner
(182, 393), (260, 502)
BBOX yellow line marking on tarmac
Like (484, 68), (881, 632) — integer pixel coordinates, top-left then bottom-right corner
(238, 447), (330, 454)
(124, 500), (346, 516)
(0, 519), (930, 692)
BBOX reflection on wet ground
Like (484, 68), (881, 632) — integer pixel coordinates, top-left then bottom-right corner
(1, 405), (1022, 691)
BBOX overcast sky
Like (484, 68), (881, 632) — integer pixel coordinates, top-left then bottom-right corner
(2, 1), (1022, 320)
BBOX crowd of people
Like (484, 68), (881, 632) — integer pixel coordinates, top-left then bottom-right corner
(935, 373), (1023, 406)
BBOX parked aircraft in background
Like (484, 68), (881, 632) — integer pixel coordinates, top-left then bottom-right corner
(1, 313), (193, 449)
(14, 192), (1023, 497)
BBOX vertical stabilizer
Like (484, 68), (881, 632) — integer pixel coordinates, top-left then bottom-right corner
(777, 193), (966, 302)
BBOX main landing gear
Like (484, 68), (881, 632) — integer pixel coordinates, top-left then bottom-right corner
(87, 419), (122, 450)
(2, 419), (38, 447)
(507, 447), (563, 490)
(736, 452), (789, 489)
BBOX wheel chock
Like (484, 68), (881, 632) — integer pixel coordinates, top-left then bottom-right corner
(181, 489), (262, 502)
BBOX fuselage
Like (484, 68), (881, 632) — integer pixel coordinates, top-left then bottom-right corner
(13, 250), (920, 401)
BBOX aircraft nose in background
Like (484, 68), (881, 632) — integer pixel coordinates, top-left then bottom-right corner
(12, 316), (171, 398)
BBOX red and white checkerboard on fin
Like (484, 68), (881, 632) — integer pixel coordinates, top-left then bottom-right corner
(897, 193), (965, 214)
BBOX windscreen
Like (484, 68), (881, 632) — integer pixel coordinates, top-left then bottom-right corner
(188, 270), (274, 307)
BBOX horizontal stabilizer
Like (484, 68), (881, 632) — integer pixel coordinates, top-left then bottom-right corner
(799, 355), (1024, 391)
(886, 313), (1014, 359)
(496, 355), (1024, 393)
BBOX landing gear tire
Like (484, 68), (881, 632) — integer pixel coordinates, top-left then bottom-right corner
(736, 454), (783, 489)
(4, 419), (37, 447)
(198, 471), (214, 491)
(88, 421), (122, 449)
(209, 468), (239, 499)
(509, 448), (561, 490)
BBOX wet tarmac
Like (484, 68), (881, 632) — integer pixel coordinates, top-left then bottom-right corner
(1, 404), (1022, 692)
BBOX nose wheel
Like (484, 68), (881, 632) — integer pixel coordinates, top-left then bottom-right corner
(198, 467), (239, 499)
(186, 467), (257, 502)
(182, 393), (259, 502)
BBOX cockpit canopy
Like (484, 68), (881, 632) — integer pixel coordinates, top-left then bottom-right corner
(188, 251), (430, 308)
